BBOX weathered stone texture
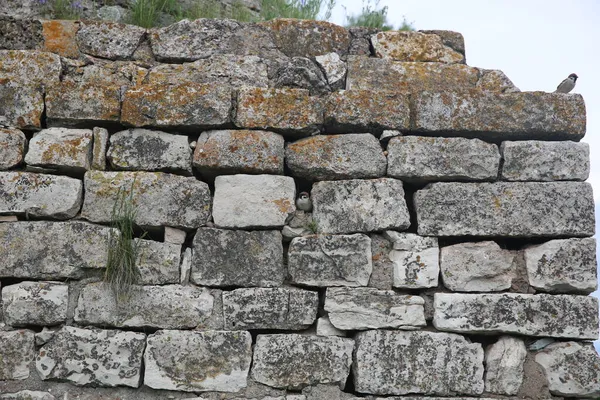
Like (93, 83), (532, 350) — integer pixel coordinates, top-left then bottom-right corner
(315, 52), (346, 90)
(0, 81), (44, 129)
(316, 316), (345, 337)
(288, 234), (372, 287)
(415, 182), (594, 237)
(387, 136), (500, 182)
(0, 127), (26, 169)
(136, 239), (181, 284)
(353, 330), (484, 395)
(36, 326), (145, 387)
(0, 330), (35, 380)
(76, 20), (145, 60)
(0, 17), (43, 50)
(477, 69), (520, 93)
(433, 293), (599, 339)
(223, 287), (318, 330)
(213, 174), (295, 228)
(0, 391), (55, 400)
(372, 31), (464, 63)
(91, 126), (108, 170)
(25, 128), (93, 172)
(384, 232), (439, 289)
(144, 330), (252, 392)
(191, 228), (284, 287)
(485, 336), (527, 395)
(368, 234), (394, 290)
(312, 178), (410, 234)
(0, 50), (61, 84)
(501, 140), (590, 181)
(325, 287), (426, 330)
(40, 19), (80, 58)
(272, 56), (330, 95)
(419, 30), (466, 60)
(2, 281), (68, 327)
(251, 334), (354, 390)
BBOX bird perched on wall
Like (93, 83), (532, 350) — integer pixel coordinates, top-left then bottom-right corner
(554, 73), (578, 93)
(296, 192), (312, 212)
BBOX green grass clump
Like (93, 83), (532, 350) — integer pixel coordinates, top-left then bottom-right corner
(307, 218), (318, 234)
(345, 0), (414, 31)
(128, 0), (180, 28)
(260, 0), (335, 21)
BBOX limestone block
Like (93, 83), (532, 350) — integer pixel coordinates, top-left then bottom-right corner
(2, 281), (68, 327)
(0, 50), (61, 84)
(0, 391), (55, 400)
(40, 19), (80, 58)
(484, 336), (527, 395)
(91, 126), (108, 170)
(384, 232), (439, 289)
(136, 239), (181, 285)
(36, 326), (145, 387)
(272, 56), (330, 95)
(353, 330), (484, 395)
(433, 293), (599, 339)
(315, 52), (346, 90)
(144, 330), (252, 392)
(0, 330), (35, 380)
(251, 334), (354, 390)
(316, 316), (345, 337)
(288, 234), (372, 287)
(414, 182), (594, 237)
(0, 18), (43, 50)
(312, 178), (410, 234)
(191, 228), (284, 287)
(0, 127), (26, 170)
(0, 81), (44, 129)
(419, 29), (466, 60)
(372, 31), (464, 63)
(348, 26), (378, 56)
(76, 20), (145, 60)
(25, 128), (93, 172)
(213, 174), (295, 228)
(477, 69), (520, 93)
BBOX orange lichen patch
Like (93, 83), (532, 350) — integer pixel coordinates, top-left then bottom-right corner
(46, 81), (121, 122)
(41, 20), (80, 58)
(0, 50), (61, 85)
(373, 31), (463, 63)
(272, 198), (294, 214)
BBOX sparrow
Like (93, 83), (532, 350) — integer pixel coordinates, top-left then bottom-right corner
(296, 192), (312, 212)
(554, 73), (578, 93)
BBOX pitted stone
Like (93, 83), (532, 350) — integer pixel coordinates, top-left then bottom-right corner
(315, 52), (346, 90)
(0, 50), (61, 84)
(0, 81), (44, 129)
(371, 31), (464, 63)
(0, 127), (26, 170)
(76, 20), (145, 60)
(136, 239), (181, 285)
(0, 18), (43, 50)
(477, 69), (520, 93)
(484, 336), (527, 395)
(25, 128), (93, 172)
(0, 391), (55, 400)
(2, 281), (68, 327)
(0, 330), (35, 380)
(383, 232), (439, 289)
(91, 127), (108, 170)
(40, 19), (80, 58)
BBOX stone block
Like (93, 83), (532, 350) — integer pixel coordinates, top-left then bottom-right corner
(76, 20), (145, 60)
(0, 127), (26, 170)
(485, 336), (527, 395)
(371, 31), (464, 63)
(0, 17), (43, 50)
(136, 239), (181, 285)
(0, 81), (44, 129)
(2, 281), (68, 327)
(384, 232), (439, 289)
(40, 19), (80, 58)
(315, 52), (346, 90)
(91, 126), (108, 170)
(316, 316), (345, 337)
(0, 330), (35, 380)
(25, 128), (93, 172)
(0, 50), (61, 84)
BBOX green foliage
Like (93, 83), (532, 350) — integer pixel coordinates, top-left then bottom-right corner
(307, 218), (318, 234)
(260, 0), (336, 21)
(36, 0), (84, 20)
(128, 0), (180, 28)
(181, 0), (257, 22)
(345, 0), (414, 31)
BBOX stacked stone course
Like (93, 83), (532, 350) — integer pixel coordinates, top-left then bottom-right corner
(0, 16), (598, 399)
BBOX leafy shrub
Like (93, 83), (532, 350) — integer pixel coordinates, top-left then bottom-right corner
(345, 0), (414, 31)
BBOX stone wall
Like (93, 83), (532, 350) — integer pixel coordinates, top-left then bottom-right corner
(0, 16), (599, 399)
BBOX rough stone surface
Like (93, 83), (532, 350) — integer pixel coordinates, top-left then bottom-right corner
(368, 234), (394, 290)
(433, 293), (599, 339)
(524, 238), (597, 294)
(485, 336), (527, 395)
(144, 330), (252, 392)
(107, 128), (193, 174)
(312, 178), (410, 234)
(316, 316), (345, 337)
(40, 19), (80, 58)
(353, 330), (484, 395)
(213, 174), (295, 228)
(91, 127), (108, 170)
(164, 226), (186, 245)
(0, 330), (35, 380)
(372, 31), (464, 63)
(272, 56), (330, 95)
(0, 391), (55, 400)
(0, 50), (61, 84)
(288, 234), (372, 287)
(477, 69), (520, 93)
(387, 136), (500, 182)
(285, 134), (386, 180)
(2, 281), (68, 327)
(440, 241), (516, 292)
(412, 91), (586, 141)
(0, 81), (44, 129)
(0, 221), (111, 279)
(325, 287), (426, 330)
(535, 341), (600, 397)
(384, 232), (439, 289)
(191, 228), (284, 287)
(235, 87), (323, 138)
(419, 30), (466, 60)
(82, 171), (211, 229)
(0, 172), (82, 219)
(348, 26), (378, 56)
(194, 130), (284, 176)
(0, 127), (25, 169)
(25, 128), (93, 172)
(0, 17), (43, 50)
(315, 52), (346, 90)
(76, 20), (145, 60)
(223, 287), (318, 330)
(501, 140), (590, 181)
(135, 239), (181, 284)
(251, 334), (354, 390)
(415, 182), (595, 237)
(36, 326), (145, 387)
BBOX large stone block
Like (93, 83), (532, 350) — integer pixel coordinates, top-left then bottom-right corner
(387, 136), (500, 182)
(76, 20), (145, 60)
(414, 182), (594, 237)
(0, 172), (82, 219)
(136, 239), (181, 285)
(0, 127), (26, 170)
(288, 234), (372, 287)
(484, 336), (527, 395)
(371, 31), (464, 63)
(25, 128), (93, 172)
(213, 174), (295, 228)
(2, 281), (68, 327)
(433, 293), (599, 339)
(0, 18), (43, 50)
(500, 141), (590, 181)
(325, 287), (426, 330)
(0, 330), (35, 380)
(144, 330), (252, 392)
(411, 91), (586, 141)
(285, 134), (386, 180)
(0, 391), (56, 400)
(40, 19), (80, 58)
(191, 228), (284, 287)
(81, 171), (211, 229)
(36, 326), (145, 387)
(419, 30), (466, 61)
(384, 232), (439, 289)
(353, 330), (484, 395)
(368, 234), (394, 290)
(0, 81), (44, 129)
(251, 334), (354, 390)
(223, 287), (318, 330)
(312, 178), (410, 234)
(0, 50), (61, 84)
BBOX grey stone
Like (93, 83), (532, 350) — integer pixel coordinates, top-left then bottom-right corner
(485, 336), (527, 395)
(0, 127), (25, 169)
(213, 174), (295, 228)
(348, 27), (378, 55)
(387, 136), (500, 182)
(144, 330), (252, 392)
(524, 238), (597, 294)
(180, 247), (192, 285)
(107, 128), (192, 174)
(0, 391), (55, 400)
(191, 228), (284, 287)
(415, 182), (594, 237)
(95, 5), (131, 23)
(379, 130), (401, 142)
(25, 128), (93, 172)
(0, 82), (44, 129)
(288, 234), (372, 287)
(91, 127), (108, 170)
(0, 50), (61, 85)
(384, 232), (439, 289)
(325, 287), (426, 330)
(0, 172), (82, 219)
(316, 316), (345, 337)
(433, 293), (599, 339)
(315, 52), (346, 90)
(302, 384), (360, 400)
(164, 226), (186, 244)
(501, 141), (590, 181)
(272, 56), (330, 95)
(285, 134), (386, 181)
(312, 178), (410, 234)
(0, 17), (43, 50)
(135, 239), (181, 284)
(477, 69), (520, 93)
(34, 327), (57, 346)
(440, 241), (515, 292)
(223, 287), (318, 330)
(0, 329), (34, 380)
(353, 330), (484, 395)
(419, 30), (466, 60)
(2, 281), (68, 327)
(36, 326), (145, 387)
(368, 234), (394, 290)
(251, 334), (354, 390)
(76, 20), (145, 60)
(82, 171), (211, 229)
(371, 31), (464, 63)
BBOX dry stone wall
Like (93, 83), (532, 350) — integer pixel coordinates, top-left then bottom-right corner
(0, 16), (598, 399)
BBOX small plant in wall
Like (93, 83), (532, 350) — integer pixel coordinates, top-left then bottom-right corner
(36, 0), (85, 20)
